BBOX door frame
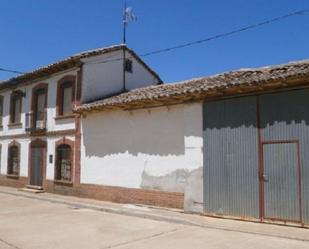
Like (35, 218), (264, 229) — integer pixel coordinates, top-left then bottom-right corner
(28, 139), (47, 187)
(260, 140), (303, 224)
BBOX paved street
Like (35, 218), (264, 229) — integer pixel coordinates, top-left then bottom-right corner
(0, 187), (308, 249)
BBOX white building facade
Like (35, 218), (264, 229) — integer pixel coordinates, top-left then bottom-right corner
(0, 45), (162, 195)
(75, 59), (309, 227)
(80, 103), (204, 210)
(2, 46), (309, 227)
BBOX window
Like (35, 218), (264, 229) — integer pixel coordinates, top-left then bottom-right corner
(31, 84), (48, 130)
(0, 96), (3, 127)
(7, 144), (20, 176)
(62, 85), (73, 115)
(57, 76), (76, 117)
(35, 91), (46, 121)
(125, 59), (133, 73)
(55, 144), (72, 182)
(10, 91), (23, 124)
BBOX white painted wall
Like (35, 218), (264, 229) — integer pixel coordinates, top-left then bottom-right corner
(0, 69), (78, 138)
(0, 135), (74, 180)
(81, 50), (160, 103)
(45, 71), (78, 132)
(80, 103), (203, 193)
(46, 135), (75, 180)
(0, 70), (78, 180)
(0, 138), (29, 177)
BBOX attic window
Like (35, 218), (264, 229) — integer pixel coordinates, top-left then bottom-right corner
(125, 59), (133, 73)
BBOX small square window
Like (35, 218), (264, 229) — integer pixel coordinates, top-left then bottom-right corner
(125, 59), (133, 73)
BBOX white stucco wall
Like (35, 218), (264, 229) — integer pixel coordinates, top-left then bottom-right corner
(0, 135), (74, 180)
(0, 69), (78, 138)
(80, 103), (203, 193)
(0, 70), (78, 180)
(46, 135), (75, 180)
(81, 50), (159, 103)
(0, 138), (29, 177)
(45, 71), (78, 132)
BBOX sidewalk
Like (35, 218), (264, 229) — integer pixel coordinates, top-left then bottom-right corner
(0, 186), (308, 242)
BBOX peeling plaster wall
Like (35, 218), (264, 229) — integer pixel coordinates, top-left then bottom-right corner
(80, 103), (204, 210)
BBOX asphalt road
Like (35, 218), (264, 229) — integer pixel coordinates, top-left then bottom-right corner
(0, 190), (308, 249)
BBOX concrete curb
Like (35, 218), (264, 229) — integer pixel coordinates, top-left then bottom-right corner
(0, 189), (308, 243)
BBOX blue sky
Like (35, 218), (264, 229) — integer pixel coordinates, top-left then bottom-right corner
(0, 0), (308, 82)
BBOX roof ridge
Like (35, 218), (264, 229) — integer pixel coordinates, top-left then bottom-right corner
(75, 58), (309, 113)
(233, 59), (309, 72)
(0, 44), (162, 89)
(72, 44), (125, 57)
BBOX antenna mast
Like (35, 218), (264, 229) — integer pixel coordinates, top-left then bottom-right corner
(122, 0), (136, 91)
(122, 0), (127, 91)
(123, 0), (127, 44)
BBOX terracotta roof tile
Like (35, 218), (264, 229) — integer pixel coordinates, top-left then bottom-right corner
(76, 59), (309, 113)
(0, 44), (162, 90)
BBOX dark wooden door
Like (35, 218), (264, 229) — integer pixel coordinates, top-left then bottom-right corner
(30, 147), (44, 186)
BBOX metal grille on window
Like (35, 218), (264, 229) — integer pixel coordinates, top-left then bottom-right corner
(61, 158), (71, 181)
(8, 146), (19, 175)
(57, 145), (71, 181)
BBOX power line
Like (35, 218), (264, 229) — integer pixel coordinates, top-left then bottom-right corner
(86, 9), (309, 65)
(1, 9), (309, 74)
(140, 9), (309, 57)
(0, 67), (24, 75)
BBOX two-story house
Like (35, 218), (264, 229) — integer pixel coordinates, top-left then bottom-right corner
(0, 44), (162, 192)
(4, 44), (309, 228)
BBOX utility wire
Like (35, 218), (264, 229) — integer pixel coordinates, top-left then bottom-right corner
(0, 67), (24, 75)
(86, 9), (309, 65)
(140, 9), (309, 57)
(1, 9), (309, 73)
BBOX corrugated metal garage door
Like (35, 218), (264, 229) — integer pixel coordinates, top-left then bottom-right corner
(203, 96), (259, 219)
(203, 89), (309, 225)
(263, 142), (301, 222)
(260, 89), (309, 225)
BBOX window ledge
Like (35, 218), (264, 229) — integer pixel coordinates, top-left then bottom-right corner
(54, 179), (73, 186)
(8, 122), (22, 128)
(6, 174), (19, 179)
(29, 129), (47, 136)
(55, 114), (75, 120)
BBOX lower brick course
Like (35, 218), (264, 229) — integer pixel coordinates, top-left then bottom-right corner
(0, 176), (184, 209)
(0, 176), (28, 188)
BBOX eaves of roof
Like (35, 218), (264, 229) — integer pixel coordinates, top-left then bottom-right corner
(0, 44), (162, 91)
(75, 59), (309, 113)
